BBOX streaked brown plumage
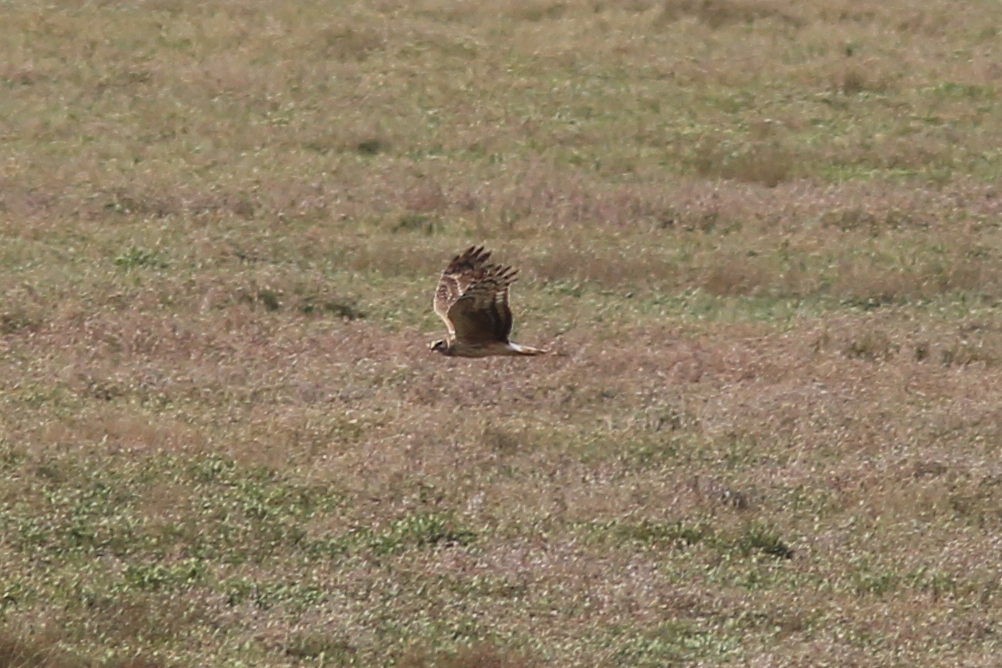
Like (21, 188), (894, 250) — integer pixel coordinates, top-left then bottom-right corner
(430, 246), (545, 357)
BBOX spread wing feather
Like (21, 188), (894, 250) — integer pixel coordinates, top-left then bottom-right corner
(433, 246), (519, 344)
(433, 245), (492, 337)
(447, 265), (517, 343)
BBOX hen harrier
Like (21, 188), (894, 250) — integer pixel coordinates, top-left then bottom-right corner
(431, 246), (545, 357)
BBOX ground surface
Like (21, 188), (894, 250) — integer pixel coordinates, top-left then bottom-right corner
(1, 1), (1001, 666)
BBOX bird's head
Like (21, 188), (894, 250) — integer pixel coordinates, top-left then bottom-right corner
(430, 339), (452, 355)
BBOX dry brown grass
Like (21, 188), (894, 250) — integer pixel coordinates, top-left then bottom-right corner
(1, 0), (1001, 665)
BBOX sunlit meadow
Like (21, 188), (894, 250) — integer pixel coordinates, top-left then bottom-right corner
(1, 1), (1000, 665)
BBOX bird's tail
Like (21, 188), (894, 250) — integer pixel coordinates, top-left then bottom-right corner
(508, 342), (547, 356)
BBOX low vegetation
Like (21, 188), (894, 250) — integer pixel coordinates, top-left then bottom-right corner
(1, 0), (1000, 665)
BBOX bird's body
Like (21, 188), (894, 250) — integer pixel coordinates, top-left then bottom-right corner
(431, 246), (545, 358)
(432, 339), (543, 358)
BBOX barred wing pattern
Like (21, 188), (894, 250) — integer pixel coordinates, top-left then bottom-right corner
(447, 263), (517, 343)
(433, 245), (492, 337)
(431, 246), (543, 357)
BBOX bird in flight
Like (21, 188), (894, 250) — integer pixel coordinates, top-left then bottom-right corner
(431, 246), (545, 357)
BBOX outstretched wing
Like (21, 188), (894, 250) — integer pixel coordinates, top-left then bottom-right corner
(447, 264), (518, 344)
(433, 245), (492, 336)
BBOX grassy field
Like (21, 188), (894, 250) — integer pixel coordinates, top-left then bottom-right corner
(2, 0), (1001, 665)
